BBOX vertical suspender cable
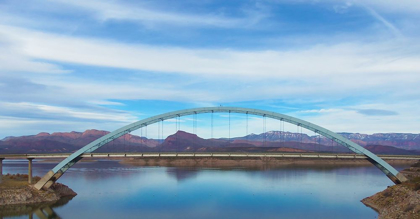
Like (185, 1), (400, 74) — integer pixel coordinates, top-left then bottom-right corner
(124, 133), (126, 153)
(297, 124), (299, 147)
(318, 132), (320, 152)
(140, 126), (142, 147)
(263, 115), (266, 147)
(281, 119), (284, 146)
(158, 120), (160, 145)
(195, 113), (197, 145)
(229, 110), (231, 143)
(158, 120), (160, 153)
(112, 133), (114, 153)
(177, 115), (179, 152)
(282, 119), (285, 147)
(300, 125), (303, 146)
(145, 125), (148, 148)
(211, 111), (214, 147)
(175, 118), (177, 153)
(246, 112), (248, 144)
(319, 133), (322, 152)
(279, 119), (281, 147)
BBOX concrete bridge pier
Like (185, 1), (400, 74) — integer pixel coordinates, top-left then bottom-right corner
(28, 158), (33, 184)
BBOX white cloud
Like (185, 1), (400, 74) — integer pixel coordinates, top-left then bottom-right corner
(0, 0), (419, 137)
(0, 24), (419, 117)
(292, 103), (420, 134)
(0, 102), (136, 123)
(49, 0), (259, 28)
(0, 38), (68, 74)
(2, 25), (420, 81)
(298, 109), (340, 114)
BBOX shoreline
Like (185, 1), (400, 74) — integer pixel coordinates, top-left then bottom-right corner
(0, 174), (77, 208)
(361, 160), (420, 218)
(118, 156), (416, 168)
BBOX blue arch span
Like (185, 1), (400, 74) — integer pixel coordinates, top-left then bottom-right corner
(34, 107), (407, 190)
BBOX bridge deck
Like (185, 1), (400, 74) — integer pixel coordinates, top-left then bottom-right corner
(1, 152), (419, 160)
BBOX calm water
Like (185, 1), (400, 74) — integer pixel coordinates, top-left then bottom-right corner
(2, 159), (408, 219)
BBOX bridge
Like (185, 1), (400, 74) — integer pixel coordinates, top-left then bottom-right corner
(1, 107), (410, 189)
(1, 152), (418, 185)
(3, 152), (420, 160)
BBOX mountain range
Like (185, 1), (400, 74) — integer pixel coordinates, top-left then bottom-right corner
(1, 130), (419, 155)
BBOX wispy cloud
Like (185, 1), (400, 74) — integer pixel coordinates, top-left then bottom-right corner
(357, 109), (398, 116)
(49, 0), (263, 28)
(0, 37), (68, 74)
(0, 102), (136, 123)
(357, 0), (420, 14)
(364, 6), (403, 38)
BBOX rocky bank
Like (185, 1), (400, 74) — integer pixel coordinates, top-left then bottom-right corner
(0, 174), (77, 206)
(362, 161), (420, 219)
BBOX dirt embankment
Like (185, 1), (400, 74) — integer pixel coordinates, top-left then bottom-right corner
(0, 174), (77, 206)
(362, 160), (420, 219)
(120, 156), (416, 168)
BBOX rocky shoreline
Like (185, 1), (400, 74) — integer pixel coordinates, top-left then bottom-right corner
(361, 161), (420, 219)
(0, 174), (77, 206)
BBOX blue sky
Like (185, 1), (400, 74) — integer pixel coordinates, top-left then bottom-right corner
(0, 0), (419, 138)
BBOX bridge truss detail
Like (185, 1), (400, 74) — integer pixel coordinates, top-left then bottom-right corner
(34, 107), (407, 190)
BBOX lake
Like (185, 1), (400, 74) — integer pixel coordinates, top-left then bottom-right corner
(2, 159), (408, 219)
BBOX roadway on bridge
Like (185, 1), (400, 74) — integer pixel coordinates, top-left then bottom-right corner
(1, 152), (419, 160)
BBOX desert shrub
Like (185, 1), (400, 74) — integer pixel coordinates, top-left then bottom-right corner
(412, 162), (420, 167)
(404, 204), (415, 212)
(33, 176), (41, 181)
(414, 183), (420, 191)
(412, 177), (420, 183)
(383, 189), (392, 197)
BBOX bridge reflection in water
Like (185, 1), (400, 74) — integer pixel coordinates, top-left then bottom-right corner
(0, 196), (72, 219)
(1, 159), (407, 219)
(0, 152), (418, 186)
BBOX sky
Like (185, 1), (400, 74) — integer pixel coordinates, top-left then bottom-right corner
(0, 0), (419, 139)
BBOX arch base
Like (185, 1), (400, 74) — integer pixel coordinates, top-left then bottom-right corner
(394, 172), (408, 184)
(34, 170), (59, 190)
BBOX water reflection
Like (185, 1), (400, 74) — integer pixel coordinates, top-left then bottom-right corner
(166, 168), (199, 182)
(2, 160), (412, 219)
(0, 196), (72, 219)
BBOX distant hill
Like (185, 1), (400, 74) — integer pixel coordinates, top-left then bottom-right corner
(234, 131), (420, 150)
(156, 131), (311, 153)
(0, 129), (419, 155)
(364, 145), (420, 156)
(0, 129), (157, 154)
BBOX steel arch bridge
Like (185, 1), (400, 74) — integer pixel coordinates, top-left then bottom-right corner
(34, 107), (408, 190)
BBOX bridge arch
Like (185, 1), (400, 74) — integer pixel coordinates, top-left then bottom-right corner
(34, 107), (407, 190)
